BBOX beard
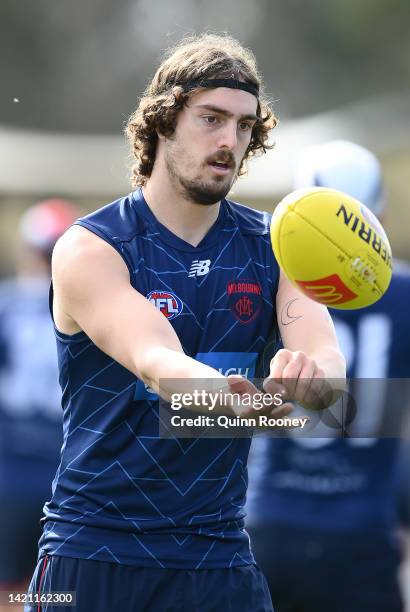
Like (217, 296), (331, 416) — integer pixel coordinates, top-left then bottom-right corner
(176, 173), (234, 205)
(165, 143), (239, 206)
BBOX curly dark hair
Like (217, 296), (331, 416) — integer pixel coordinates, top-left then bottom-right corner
(125, 33), (278, 187)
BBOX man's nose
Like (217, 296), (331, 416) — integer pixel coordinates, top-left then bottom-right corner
(217, 121), (237, 150)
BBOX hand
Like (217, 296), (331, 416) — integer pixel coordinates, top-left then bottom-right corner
(227, 374), (294, 424)
(263, 348), (331, 410)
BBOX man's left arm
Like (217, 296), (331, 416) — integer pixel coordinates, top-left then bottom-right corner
(264, 270), (346, 408)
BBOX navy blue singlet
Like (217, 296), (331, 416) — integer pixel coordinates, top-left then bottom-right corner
(39, 188), (280, 569)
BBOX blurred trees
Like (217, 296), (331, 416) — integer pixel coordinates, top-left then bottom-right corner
(1, 0), (409, 133)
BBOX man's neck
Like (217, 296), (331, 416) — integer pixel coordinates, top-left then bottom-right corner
(142, 166), (221, 247)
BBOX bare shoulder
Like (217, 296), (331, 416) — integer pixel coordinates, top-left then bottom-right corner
(53, 225), (128, 282)
(53, 225), (116, 264)
(52, 225), (129, 334)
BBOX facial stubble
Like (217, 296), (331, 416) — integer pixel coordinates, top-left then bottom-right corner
(164, 142), (239, 206)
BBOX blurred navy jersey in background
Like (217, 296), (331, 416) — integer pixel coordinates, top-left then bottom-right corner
(0, 278), (63, 585)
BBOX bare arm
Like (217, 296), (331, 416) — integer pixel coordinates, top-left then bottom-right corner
(52, 226), (227, 399)
(277, 270), (346, 378)
(264, 269), (346, 407)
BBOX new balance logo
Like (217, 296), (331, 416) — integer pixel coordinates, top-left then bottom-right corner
(188, 259), (211, 277)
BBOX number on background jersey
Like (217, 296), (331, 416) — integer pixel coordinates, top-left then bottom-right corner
(291, 314), (391, 448)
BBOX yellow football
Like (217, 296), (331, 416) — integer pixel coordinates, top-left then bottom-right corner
(270, 187), (393, 309)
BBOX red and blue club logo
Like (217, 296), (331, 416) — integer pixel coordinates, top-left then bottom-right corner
(147, 290), (183, 320)
(227, 279), (263, 324)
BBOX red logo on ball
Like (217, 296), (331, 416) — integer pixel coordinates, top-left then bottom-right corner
(295, 274), (358, 305)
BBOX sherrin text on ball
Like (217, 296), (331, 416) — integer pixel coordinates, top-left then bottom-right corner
(270, 187), (392, 309)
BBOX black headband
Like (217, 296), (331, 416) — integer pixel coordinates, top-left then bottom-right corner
(176, 78), (259, 98)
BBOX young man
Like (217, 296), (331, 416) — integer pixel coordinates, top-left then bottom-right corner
(247, 141), (410, 612)
(26, 35), (345, 612)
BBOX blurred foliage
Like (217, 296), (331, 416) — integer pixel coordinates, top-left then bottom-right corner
(0, 0), (409, 132)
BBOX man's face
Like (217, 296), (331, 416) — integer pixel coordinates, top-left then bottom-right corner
(163, 87), (258, 205)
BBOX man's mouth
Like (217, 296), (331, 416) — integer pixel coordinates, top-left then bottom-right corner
(210, 161), (229, 169)
(209, 163), (231, 176)
(208, 157), (235, 175)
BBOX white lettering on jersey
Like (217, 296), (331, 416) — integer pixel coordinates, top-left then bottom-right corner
(218, 366), (250, 377)
(150, 297), (179, 315)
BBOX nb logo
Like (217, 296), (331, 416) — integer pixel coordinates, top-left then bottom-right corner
(188, 259), (211, 277)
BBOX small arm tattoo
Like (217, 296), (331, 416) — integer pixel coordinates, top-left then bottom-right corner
(280, 298), (303, 326)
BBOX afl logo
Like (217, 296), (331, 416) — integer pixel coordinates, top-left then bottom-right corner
(147, 290), (183, 320)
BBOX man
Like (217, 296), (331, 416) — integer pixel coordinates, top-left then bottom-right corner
(0, 199), (79, 594)
(26, 35), (345, 612)
(247, 140), (410, 612)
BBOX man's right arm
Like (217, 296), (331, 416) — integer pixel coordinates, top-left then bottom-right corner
(52, 226), (292, 420)
(52, 225), (228, 402)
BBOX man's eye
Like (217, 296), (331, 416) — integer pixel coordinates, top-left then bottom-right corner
(239, 122), (252, 131)
(203, 115), (218, 124)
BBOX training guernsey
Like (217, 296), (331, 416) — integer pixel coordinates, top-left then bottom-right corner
(39, 188), (280, 569)
(0, 278), (63, 496)
(247, 266), (410, 535)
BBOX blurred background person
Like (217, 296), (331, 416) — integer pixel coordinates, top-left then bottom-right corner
(0, 199), (79, 595)
(247, 140), (410, 612)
